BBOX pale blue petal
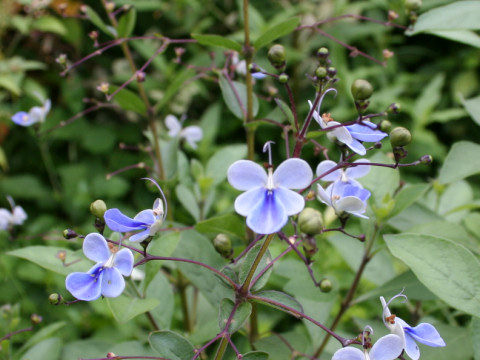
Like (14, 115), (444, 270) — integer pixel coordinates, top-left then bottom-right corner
(401, 321), (446, 347)
(101, 267), (125, 298)
(345, 159), (371, 179)
(182, 126), (203, 149)
(316, 183), (333, 206)
(234, 187), (266, 217)
(247, 190), (287, 234)
(275, 187), (305, 216)
(252, 72), (267, 79)
(165, 114), (182, 137)
(326, 122), (352, 144)
(129, 228), (151, 242)
(65, 264), (103, 301)
(104, 208), (146, 232)
(345, 138), (367, 155)
(228, 160), (267, 190)
(308, 100), (323, 127)
(44, 99), (51, 113)
(346, 122), (388, 142)
(83, 233), (110, 263)
(341, 185), (371, 202)
(134, 209), (156, 225)
(404, 332), (420, 360)
(28, 106), (46, 123)
(331, 347), (364, 360)
(335, 196), (367, 217)
(11, 111), (36, 127)
(316, 160), (341, 181)
(273, 158), (313, 189)
(370, 334), (404, 360)
(114, 248), (134, 276)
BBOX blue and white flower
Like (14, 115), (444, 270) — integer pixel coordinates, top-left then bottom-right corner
(316, 159), (371, 188)
(165, 114), (203, 149)
(381, 293), (446, 360)
(65, 233), (134, 301)
(228, 142), (313, 234)
(11, 98), (51, 127)
(0, 196), (27, 230)
(317, 180), (371, 219)
(309, 98), (387, 155)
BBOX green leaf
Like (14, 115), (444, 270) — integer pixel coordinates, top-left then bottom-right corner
(409, 1), (480, 34)
(242, 351), (270, 360)
(254, 290), (303, 315)
(191, 34), (242, 52)
(195, 213), (245, 239)
(274, 98), (295, 127)
(388, 184), (429, 219)
(219, 298), (252, 333)
(110, 85), (146, 116)
(461, 95), (480, 126)
(155, 68), (195, 111)
(473, 317), (480, 360)
(385, 233), (480, 317)
(413, 73), (444, 127)
(427, 30), (480, 48)
(18, 322), (65, 355)
(206, 144), (247, 185)
(218, 73), (259, 120)
(146, 272), (175, 329)
(0, 74), (21, 95)
(438, 141), (480, 184)
(117, 7), (137, 38)
(149, 330), (195, 360)
(107, 295), (160, 323)
(175, 184), (200, 221)
(145, 231), (181, 288)
(32, 16), (67, 36)
(8, 246), (87, 276)
(239, 241), (273, 292)
(84, 6), (112, 37)
(20, 338), (62, 360)
(254, 17), (300, 49)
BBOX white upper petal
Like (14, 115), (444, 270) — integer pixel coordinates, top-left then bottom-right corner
(316, 160), (341, 181)
(228, 160), (267, 190)
(316, 183), (333, 206)
(182, 126), (203, 149)
(346, 159), (371, 179)
(273, 158), (313, 189)
(165, 114), (182, 137)
(234, 187), (266, 216)
(83, 233), (110, 263)
(332, 347), (365, 360)
(326, 122), (353, 144)
(274, 187), (305, 216)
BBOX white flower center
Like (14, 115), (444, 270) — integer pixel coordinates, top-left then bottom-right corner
(266, 167), (275, 192)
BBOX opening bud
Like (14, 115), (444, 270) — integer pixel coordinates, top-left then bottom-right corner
(420, 154), (433, 164)
(387, 102), (401, 114)
(390, 127), (412, 147)
(63, 229), (78, 239)
(267, 44), (286, 70)
(90, 199), (107, 218)
(30, 313), (43, 325)
(316, 47), (329, 59)
(320, 278), (333, 293)
(136, 71), (146, 82)
(55, 54), (67, 66)
(405, 0), (422, 11)
(298, 207), (323, 236)
(49, 293), (63, 305)
(351, 79), (373, 100)
(213, 234), (233, 259)
(327, 67), (337, 78)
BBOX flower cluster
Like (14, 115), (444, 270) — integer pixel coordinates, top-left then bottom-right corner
(165, 114), (203, 149)
(0, 197), (27, 230)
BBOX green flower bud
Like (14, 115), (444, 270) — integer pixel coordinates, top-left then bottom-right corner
(387, 102), (401, 114)
(405, 0), (422, 11)
(49, 293), (63, 305)
(90, 199), (107, 218)
(298, 208), (323, 236)
(320, 278), (333, 293)
(278, 73), (289, 83)
(30, 313), (43, 325)
(420, 154), (433, 164)
(379, 120), (392, 133)
(315, 66), (327, 79)
(316, 47), (329, 59)
(63, 229), (78, 239)
(213, 234), (233, 259)
(268, 44), (286, 70)
(351, 79), (373, 100)
(390, 127), (412, 147)
(327, 67), (337, 77)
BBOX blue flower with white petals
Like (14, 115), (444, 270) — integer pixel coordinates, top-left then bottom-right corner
(332, 326), (403, 360)
(381, 293), (446, 360)
(317, 180), (371, 219)
(104, 178), (167, 242)
(309, 96), (387, 155)
(11, 98), (51, 127)
(65, 233), (134, 301)
(227, 142), (313, 234)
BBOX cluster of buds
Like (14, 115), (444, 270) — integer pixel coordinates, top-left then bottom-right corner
(405, 0), (422, 26)
(313, 47), (338, 89)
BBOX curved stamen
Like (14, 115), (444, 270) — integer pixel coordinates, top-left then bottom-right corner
(263, 141), (275, 167)
(382, 289), (407, 327)
(362, 325), (374, 347)
(6, 195), (15, 210)
(142, 177), (168, 222)
(315, 88), (338, 115)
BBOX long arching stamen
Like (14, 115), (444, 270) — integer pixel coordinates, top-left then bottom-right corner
(6, 195), (15, 210)
(263, 141), (275, 166)
(316, 88), (338, 115)
(142, 177), (168, 221)
(362, 325), (373, 347)
(382, 289), (407, 326)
